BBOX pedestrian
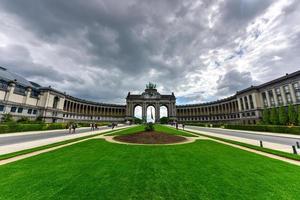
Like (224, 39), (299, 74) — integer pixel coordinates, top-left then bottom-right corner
(112, 122), (115, 130)
(176, 123), (178, 130)
(95, 123), (98, 129)
(68, 123), (72, 134)
(182, 123), (185, 130)
(72, 123), (77, 134)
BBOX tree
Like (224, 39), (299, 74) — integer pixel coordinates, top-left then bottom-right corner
(160, 117), (169, 124)
(1, 113), (14, 123)
(288, 104), (297, 125)
(298, 105), (300, 126)
(270, 107), (279, 125)
(17, 116), (30, 123)
(262, 108), (270, 124)
(278, 106), (288, 125)
(133, 117), (143, 124)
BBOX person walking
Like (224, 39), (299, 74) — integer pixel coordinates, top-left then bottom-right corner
(72, 123), (77, 134)
(182, 123), (185, 130)
(176, 122), (178, 130)
(68, 123), (72, 134)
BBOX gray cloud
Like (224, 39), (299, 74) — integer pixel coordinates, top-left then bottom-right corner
(0, 0), (299, 104)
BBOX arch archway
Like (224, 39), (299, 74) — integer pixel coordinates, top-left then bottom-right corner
(160, 105), (168, 118)
(134, 105), (142, 119)
(146, 105), (155, 123)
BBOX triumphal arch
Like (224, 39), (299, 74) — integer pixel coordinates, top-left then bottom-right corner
(126, 83), (177, 122)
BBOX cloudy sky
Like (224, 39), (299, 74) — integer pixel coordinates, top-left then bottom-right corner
(0, 0), (299, 105)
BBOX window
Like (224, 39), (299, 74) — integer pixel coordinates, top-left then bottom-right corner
(277, 95), (283, 105)
(30, 90), (40, 98)
(268, 90), (275, 106)
(275, 88), (281, 95)
(240, 98), (244, 110)
(295, 91), (300, 102)
(249, 95), (254, 109)
(293, 82), (299, 90)
(0, 105), (4, 112)
(286, 93), (292, 103)
(33, 110), (37, 115)
(27, 109), (32, 114)
(0, 80), (8, 90)
(262, 92), (268, 107)
(17, 107), (23, 113)
(284, 85), (290, 93)
(10, 107), (17, 113)
(14, 85), (26, 95)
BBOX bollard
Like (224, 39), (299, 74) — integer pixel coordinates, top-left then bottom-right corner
(296, 142), (300, 149)
(260, 140), (263, 148)
(292, 146), (297, 155)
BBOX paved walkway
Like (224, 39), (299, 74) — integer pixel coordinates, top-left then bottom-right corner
(0, 125), (129, 155)
(184, 125), (300, 154)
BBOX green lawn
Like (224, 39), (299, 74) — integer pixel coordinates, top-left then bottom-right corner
(1, 136), (300, 199)
(107, 125), (196, 137)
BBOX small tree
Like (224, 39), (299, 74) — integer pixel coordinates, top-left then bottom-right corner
(270, 107), (279, 125)
(1, 113), (14, 123)
(288, 104), (297, 125)
(133, 117), (142, 124)
(17, 116), (30, 123)
(298, 105), (300, 126)
(159, 117), (169, 124)
(262, 108), (270, 124)
(278, 106), (288, 125)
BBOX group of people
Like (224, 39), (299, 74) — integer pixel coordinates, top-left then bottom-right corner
(67, 123), (77, 134)
(174, 122), (185, 130)
(90, 123), (99, 131)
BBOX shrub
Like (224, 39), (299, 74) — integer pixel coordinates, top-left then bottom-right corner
(44, 123), (67, 130)
(17, 117), (31, 123)
(278, 106), (288, 125)
(270, 107), (279, 125)
(1, 113), (14, 123)
(144, 123), (154, 131)
(159, 117), (169, 124)
(288, 104), (297, 125)
(298, 105), (300, 126)
(262, 109), (270, 124)
(224, 124), (300, 135)
(133, 117), (143, 124)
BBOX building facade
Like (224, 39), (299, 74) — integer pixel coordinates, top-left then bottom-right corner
(0, 66), (299, 124)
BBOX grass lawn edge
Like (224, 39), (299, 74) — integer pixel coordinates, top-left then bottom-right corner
(184, 129), (300, 162)
(0, 127), (131, 161)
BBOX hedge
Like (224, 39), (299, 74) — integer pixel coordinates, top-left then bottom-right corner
(185, 122), (223, 128)
(224, 124), (300, 135)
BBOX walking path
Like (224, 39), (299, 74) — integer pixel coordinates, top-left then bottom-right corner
(185, 125), (300, 154)
(0, 125), (127, 155)
(0, 126), (131, 165)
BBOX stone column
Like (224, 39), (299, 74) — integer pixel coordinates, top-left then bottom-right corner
(289, 83), (296, 103)
(155, 103), (160, 122)
(280, 86), (287, 105)
(142, 103), (147, 121)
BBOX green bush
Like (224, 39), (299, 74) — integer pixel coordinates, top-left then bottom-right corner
(159, 117), (169, 124)
(44, 123), (67, 130)
(278, 106), (288, 125)
(0, 124), (45, 134)
(288, 104), (297, 125)
(144, 123), (154, 131)
(185, 122), (222, 128)
(224, 124), (300, 135)
(270, 107), (279, 125)
(1, 113), (14, 123)
(262, 109), (270, 124)
(133, 117), (143, 124)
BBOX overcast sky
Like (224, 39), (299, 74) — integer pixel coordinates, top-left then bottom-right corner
(0, 0), (299, 104)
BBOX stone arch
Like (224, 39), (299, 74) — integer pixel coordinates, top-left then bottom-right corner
(133, 104), (142, 119)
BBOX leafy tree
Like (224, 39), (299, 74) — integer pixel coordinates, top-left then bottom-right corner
(262, 108), (270, 124)
(270, 107), (279, 125)
(1, 113), (14, 123)
(159, 117), (169, 124)
(133, 117), (143, 124)
(35, 115), (44, 123)
(278, 106), (288, 125)
(288, 104), (297, 125)
(298, 105), (300, 126)
(17, 116), (30, 123)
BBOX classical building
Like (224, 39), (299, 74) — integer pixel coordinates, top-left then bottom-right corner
(126, 83), (176, 122)
(0, 66), (299, 124)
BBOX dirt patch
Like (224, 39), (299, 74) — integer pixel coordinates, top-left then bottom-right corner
(113, 131), (187, 144)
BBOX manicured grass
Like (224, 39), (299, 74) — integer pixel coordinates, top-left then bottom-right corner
(1, 139), (300, 199)
(186, 130), (300, 161)
(0, 128), (126, 161)
(154, 125), (197, 137)
(107, 125), (196, 137)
